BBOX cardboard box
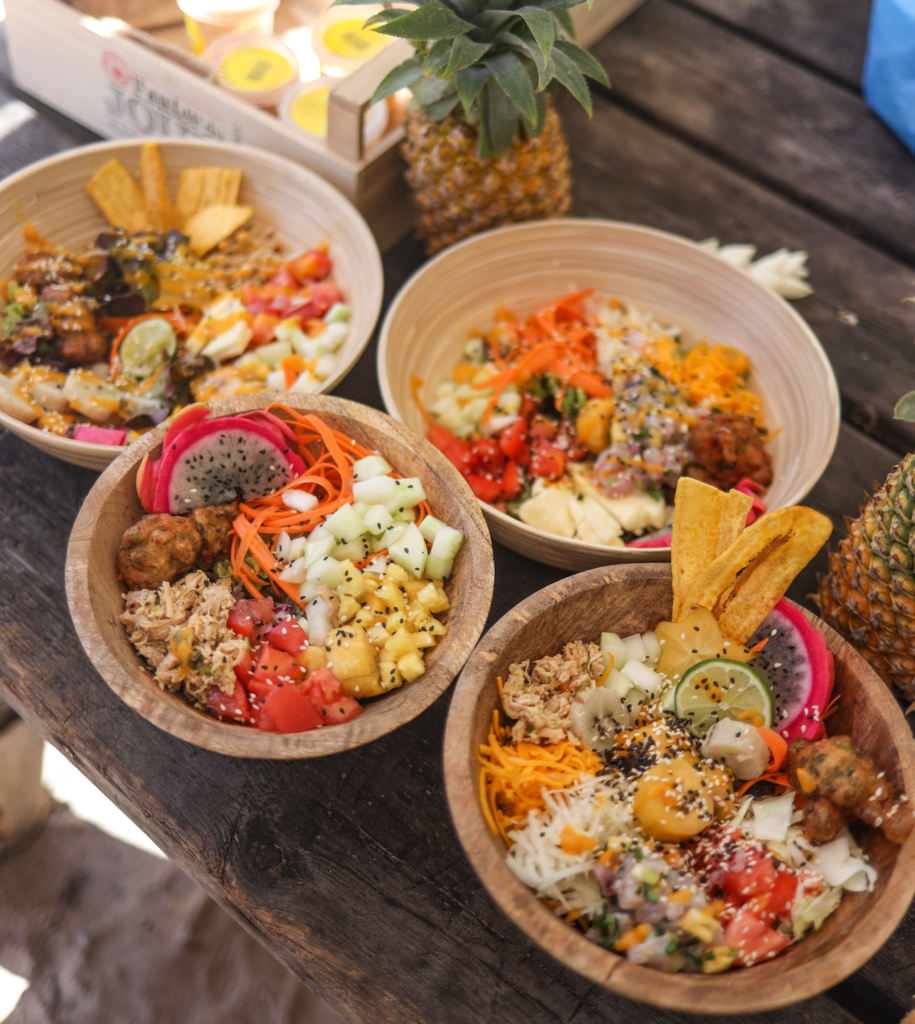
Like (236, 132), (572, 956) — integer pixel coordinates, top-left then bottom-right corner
(4, 0), (644, 251)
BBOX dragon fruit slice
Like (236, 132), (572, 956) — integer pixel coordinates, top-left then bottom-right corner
(150, 414), (305, 514)
(747, 599), (835, 742)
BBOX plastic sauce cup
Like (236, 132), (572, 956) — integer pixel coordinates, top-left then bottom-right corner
(204, 33), (300, 111)
(177, 0), (280, 56)
(311, 6), (393, 78)
(280, 78), (389, 150)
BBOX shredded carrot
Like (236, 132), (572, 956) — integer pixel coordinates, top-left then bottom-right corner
(748, 637), (770, 654)
(410, 374), (432, 427)
(228, 403), (433, 608)
(736, 771), (791, 800)
(757, 727), (789, 773)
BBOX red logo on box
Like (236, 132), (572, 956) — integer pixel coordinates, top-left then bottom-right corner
(102, 51), (132, 88)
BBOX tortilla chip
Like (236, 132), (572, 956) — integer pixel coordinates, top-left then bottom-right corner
(183, 203), (253, 256)
(175, 167), (243, 228)
(685, 506), (833, 643)
(139, 142), (175, 232)
(671, 479), (753, 619)
(86, 159), (148, 233)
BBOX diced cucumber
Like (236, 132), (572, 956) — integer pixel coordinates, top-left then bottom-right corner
(298, 580), (320, 604)
(352, 475), (398, 505)
(333, 538), (372, 562)
(266, 369), (286, 391)
(252, 339), (292, 368)
(366, 555), (388, 573)
(384, 477), (426, 513)
(324, 303), (351, 324)
(275, 529), (292, 562)
(463, 335), (486, 364)
(288, 536), (307, 561)
(275, 321), (308, 346)
(621, 658), (663, 699)
(305, 595), (333, 645)
(364, 504), (393, 535)
(642, 629), (661, 665)
(388, 522), (427, 579)
(315, 353), (337, 378)
(600, 632), (629, 671)
(494, 387), (521, 415)
(305, 556), (344, 590)
(464, 396), (490, 423)
(368, 522), (406, 554)
(425, 525), (463, 580)
(279, 556), (310, 584)
(623, 686), (648, 714)
(354, 455), (393, 481)
(282, 489), (319, 514)
(290, 370), (321, 393)
(304, 534), (335, 567)
(622, 633), (649, 664)
(419, 515), (446, 543)
(290, 334), (322, 361)
(481, 414), (520, 437)
(604, 668), (633, 700)
(323, 503), (368, 542)
(319, 321), (348, 352)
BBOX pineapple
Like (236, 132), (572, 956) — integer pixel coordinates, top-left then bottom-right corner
(334, 0), (608, 254)
(816, 393), (915, 699)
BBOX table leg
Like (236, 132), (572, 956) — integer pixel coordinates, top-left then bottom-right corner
(0, 700), (50, 852)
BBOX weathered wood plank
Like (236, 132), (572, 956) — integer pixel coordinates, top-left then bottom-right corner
(561, 93), (915, 455)
(590, 0), (915, 269)
(675, 0), (872, 87)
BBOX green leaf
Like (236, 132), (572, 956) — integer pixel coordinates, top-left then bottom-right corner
(424, 92), (462, 121)
(445, 35), (491, 76)
(371, 58), (425, 104)
(372, 2), (476, 40)
(501, 27), (550, 89)
(514, 0), (582, 11)
(554, 38), (609, 86)
(512, 6), (555, 65)
(895, 391), (915, 422)
(522, 89), (548, 139)
(411, 74), (459, 106)
(479, 75), (520, 158)
(551, 44), (591, 114)
(487, 51), (537, 125)
(455, 64), (489, 114)
(554, 8), (575, 38)
(331, 0), (423, 6)
(438, 0), (482, 18)
(364, 10), (415, 28)
(424, 39), (454, 76)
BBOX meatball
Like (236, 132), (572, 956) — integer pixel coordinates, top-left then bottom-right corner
(117, 514), (202, 591)
(686, 412), (773, 491)
(58, 328), (108, 365)
(13, 251), (82, 289)
(190, 501), (239, 566)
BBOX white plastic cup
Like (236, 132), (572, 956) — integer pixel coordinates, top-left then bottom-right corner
(279, 78), (390, 150)
(177, 0), (281, 56)
(203, 33), (300, 111)
(310, 5), (393, 78)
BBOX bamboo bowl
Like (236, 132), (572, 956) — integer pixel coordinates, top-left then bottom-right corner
(0, 139), (383, 471)
(379, 219), (839, 571)
(443, 564), (915, 1012)
(65, 393), (494, 758)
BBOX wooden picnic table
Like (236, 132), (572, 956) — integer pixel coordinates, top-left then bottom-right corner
(2, 2), (915, 1021)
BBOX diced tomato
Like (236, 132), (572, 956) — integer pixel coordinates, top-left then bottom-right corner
(206, 680), (250, 723)
(249, 699), (276, 731)
(320, 696), (363, 724)
(427, 424), (461, 451)
(464, 474), (505, 503)
(289, 249), (332, 282)
(262, 683), (323, 733)
(745, 871), (798, 925)
(265, 266), (300, 291)
(233, 647), (254, 687)
(719, 854), (778, 901)
(497, 418), (527, 460)
(252, 644), (303, 686)
(468, 438), (506, 475)
(227, 597), (275, 642)
(722, 909), (790, 967)
(529, 440), (566, 480)
(302, 667), (344, 711)
(250, 312), (280, 347)
(283, 282), (344, 324)
(529, 417), (558, 441)
(500, 458), (523, 500)
(265, 618), (309, 660)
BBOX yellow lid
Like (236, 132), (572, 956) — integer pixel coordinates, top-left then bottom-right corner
(218, 46), (296, 93)
(289, 85), (331, 138)
(319, 19), (390, 61)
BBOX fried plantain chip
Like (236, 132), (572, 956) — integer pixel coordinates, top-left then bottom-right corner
(671, 478), (753, 619)
(183, 203), (253, 256)
(684, 506), (833, 643)
(86, 159), (148, 233)
(139, 142), (175, 232)
(175, 167), (243, 227)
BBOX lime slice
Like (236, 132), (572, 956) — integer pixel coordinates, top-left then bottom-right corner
(118, 318), (177, 378)
(673, 658), (774, 737)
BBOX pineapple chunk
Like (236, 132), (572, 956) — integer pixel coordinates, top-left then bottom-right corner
(353, 606), (377, 629)
(416, 582), (449, 613)
(337, 594), (361, 623)
(301, 645), (327, 673)
(397, 652), (427, 683)
(383, 611), (409, 634)
(383, 564), (410, 586)
(377, 583), (407, 615)
(384, 628), (421, 659)
(378, 658), (403, 692)
(366, 623), (389, 647)
(324, 625), (384, 698)
(338, 560), (366, 600)
(403, 577), (427, 600)
(362, 574), (381, 594)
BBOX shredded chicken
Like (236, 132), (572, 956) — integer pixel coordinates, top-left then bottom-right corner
(502, 640), (602, 745)
(121, 570), (248, 707)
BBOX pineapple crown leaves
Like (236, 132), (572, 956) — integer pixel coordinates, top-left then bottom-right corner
(330, 0), (609, 158)
(895, 392), (915, 422)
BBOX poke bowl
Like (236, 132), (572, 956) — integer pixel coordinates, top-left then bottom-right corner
(65, 392), (494, 758)
(379, 219), (839, 571)
(0, 138), (383, 471)
(442, 563), (915, 1012)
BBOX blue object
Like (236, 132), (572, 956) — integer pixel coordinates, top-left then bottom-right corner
(863, 0), (915, 156)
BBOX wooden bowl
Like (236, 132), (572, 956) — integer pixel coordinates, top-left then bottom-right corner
(0, 139), (383, 471)
(379, 219), (839, 571)
(443, 564), (915, 1013)
(65, 393), (493, 758)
